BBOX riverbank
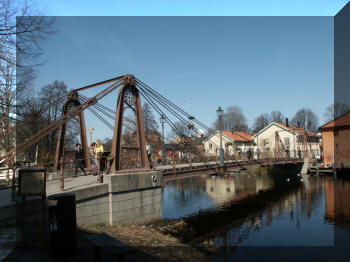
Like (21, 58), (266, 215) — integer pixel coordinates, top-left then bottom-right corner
(80, 222), (211, 262)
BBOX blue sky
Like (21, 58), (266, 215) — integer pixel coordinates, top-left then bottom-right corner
(40, 0), (347, 16)
(31, 1), (348, 141)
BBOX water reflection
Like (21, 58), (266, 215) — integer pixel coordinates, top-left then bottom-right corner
(162, 169), (278, 219)
(325, 178), (350, 231)
(162, 169), (350, 249)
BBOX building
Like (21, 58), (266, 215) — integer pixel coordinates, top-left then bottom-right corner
(154, 136), (205, 163)
(252, 122), (320, 158)
(320, 111), (350, 168)
(202, 131), (253, 157)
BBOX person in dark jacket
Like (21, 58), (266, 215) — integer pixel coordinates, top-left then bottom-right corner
(75, 143), (86, 177)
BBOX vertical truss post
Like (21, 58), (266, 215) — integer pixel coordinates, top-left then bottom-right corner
(111, 75), (150, 172)
(54, 92), (90, 170)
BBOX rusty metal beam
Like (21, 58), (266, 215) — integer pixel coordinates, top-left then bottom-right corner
(72, 75), (126, 92)
(53, 95), (91, 170)
(0, 77), (126, 164)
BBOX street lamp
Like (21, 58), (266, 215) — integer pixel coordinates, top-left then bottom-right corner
(159, 114), (166, 165)
(216, 106), (224, 172)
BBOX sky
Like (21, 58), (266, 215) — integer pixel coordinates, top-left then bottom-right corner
(39, 0), (348, 16)
(30, 1), (348, 142)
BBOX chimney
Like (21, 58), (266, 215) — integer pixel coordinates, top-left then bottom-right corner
(286, 118), (289, 127)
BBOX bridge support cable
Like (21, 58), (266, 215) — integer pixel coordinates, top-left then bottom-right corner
(136, 84), (228, 161)
(79, 93), (136, 127)
(136, 79), (218, 135)
(136, 79), (233, 148)
(136, 84), (230, 158)
(136, 83), (238, 161)
(137, 86), (211, 164)
(78, 96), (134, 133)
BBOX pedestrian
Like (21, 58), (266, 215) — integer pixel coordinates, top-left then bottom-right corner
(90, 142), (97, 175)
(247, 147), (252, 160)
(253, 143), (258, 160)
(75, 143), (86, 177)
(95, 139), (104, 174)
(241, 144), (246, 160)
(146, 142), (153, 168)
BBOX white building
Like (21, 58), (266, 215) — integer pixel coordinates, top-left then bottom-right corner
(252, 122), (321, 158)
(202, 130), (253, 156)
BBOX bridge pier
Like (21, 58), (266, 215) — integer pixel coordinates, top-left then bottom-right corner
(73, 170), (163, 225)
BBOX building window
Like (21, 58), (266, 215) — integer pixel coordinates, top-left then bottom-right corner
(284, 137), (290, 146)
(225, 143), (229, 148)
(334, 130), (339, 137)
(336, 144), (338, 154)
(209, 143), (212, 149)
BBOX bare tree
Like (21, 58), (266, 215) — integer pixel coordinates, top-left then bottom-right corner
(290, 108), (319, 132)
(0, 0), (55, 67)
(213, 106), (248, 132)
(15, 81), (79, 162)
(270, 110), (284, 123)
(142, 103), (159, 138)
(0, 1), (55, 157)
(324, 103), (350, 122)
(253, 113), (269, 132)
(168, 121), (191, 141)
(0, 52), (16, 152)
(39, 81), (68, 153)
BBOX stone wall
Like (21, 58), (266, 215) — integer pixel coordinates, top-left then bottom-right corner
(72, 170), (162, 225)
(105, 170), (162, 225)
(0, 170), (163, 227)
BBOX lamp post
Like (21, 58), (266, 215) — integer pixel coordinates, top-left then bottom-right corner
(160, 114), (166, 165)
(216, 106), (224, 173)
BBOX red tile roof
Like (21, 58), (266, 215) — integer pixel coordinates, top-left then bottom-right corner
(222, 131), (253, 142)
(320, 111), (350, 129)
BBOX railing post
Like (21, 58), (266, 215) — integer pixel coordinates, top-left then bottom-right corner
(11, 165), (16, 199)
(97, 156), (101, 183)
(60, 157), (64, 191)
(6, 161), (10, 184)
(172, 151), (176, 176)
(189, 148), (192, 169)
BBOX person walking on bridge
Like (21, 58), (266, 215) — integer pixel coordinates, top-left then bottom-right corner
(146, 142), (153, 168)
(253, 144), (258, 160)
(75, 143), (86, 177)
(95, 139), (104, 174)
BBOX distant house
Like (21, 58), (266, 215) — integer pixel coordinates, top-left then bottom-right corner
(154, 136), (205, 162)
(252, 122), (320, 158)
(320, 111), (350, 168)
(202, 131), (253, 156)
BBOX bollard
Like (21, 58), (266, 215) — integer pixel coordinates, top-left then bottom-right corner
(60, 157), (64, 191)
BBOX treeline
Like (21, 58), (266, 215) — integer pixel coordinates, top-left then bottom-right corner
(210, 102), (350, 135)
(15, 81), (79, 162)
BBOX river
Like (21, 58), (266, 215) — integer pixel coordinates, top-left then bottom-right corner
(161, 169), (350, 261)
